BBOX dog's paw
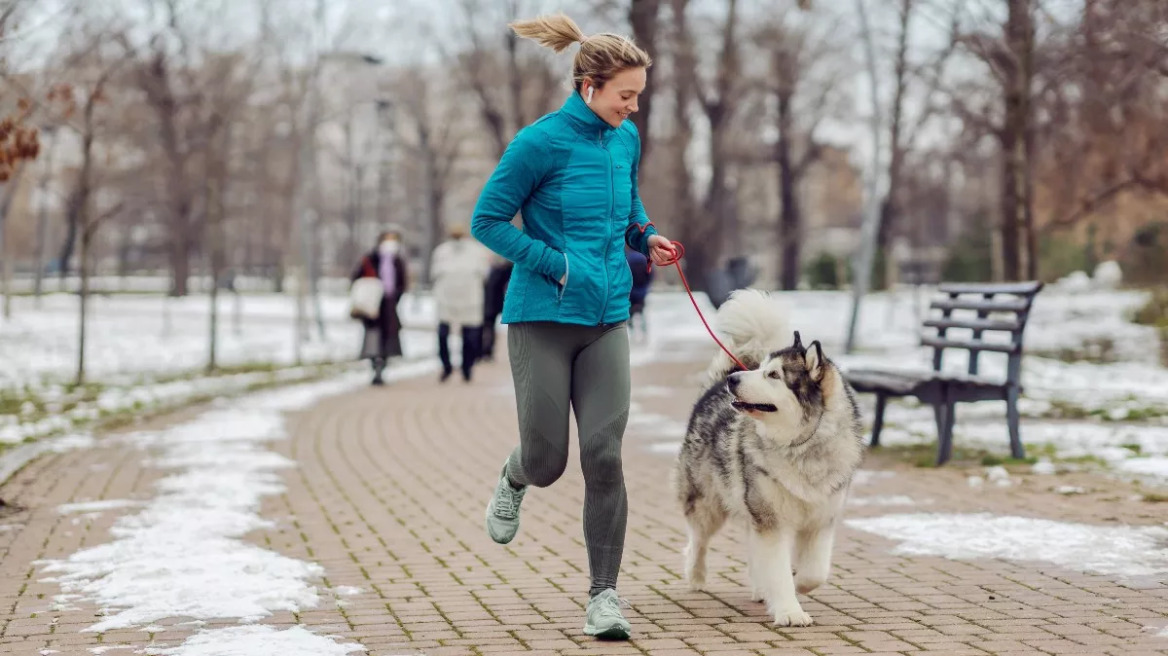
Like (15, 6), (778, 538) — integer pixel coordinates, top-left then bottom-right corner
(749, 587), (764, 603)
(772, 608), (813, 627)
(685, 574), (706, 592)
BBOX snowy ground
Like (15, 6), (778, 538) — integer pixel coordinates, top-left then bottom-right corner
(37, 372), (397, 656)
(0, 291), (441, 445)
(0, 291), (438, 389)
(3, 281), (1164, 474)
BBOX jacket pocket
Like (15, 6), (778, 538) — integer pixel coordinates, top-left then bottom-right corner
(556, 253), (569, 303)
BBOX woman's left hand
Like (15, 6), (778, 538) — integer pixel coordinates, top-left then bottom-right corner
(647, 234), (678, 267)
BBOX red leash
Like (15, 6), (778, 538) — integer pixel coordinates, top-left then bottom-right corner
(634, 223), (751, 372)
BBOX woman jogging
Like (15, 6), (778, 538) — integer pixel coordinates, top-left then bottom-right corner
(470, 13), (676, 640)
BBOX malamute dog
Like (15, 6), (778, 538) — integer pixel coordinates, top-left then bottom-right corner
(673, 289), (864, 627)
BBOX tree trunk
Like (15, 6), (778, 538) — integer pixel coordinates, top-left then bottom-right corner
(0, 175), (19, 320)
(669, 0), (709, 289)
(76, 228), (89, 386)
(628, 0), (662, 162)
(877, 0), (912, 254)
(776, 88), (800, 291)
(205, 119), (228, 373)
(170, 233), (192, 296)
(33, 135), (54, 305)
(1000, 0), (1035, 281)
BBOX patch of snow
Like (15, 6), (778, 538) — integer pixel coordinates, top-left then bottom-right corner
(968, 476), (984, 488)
(159, 625), (365, 656)
(1031, 459), (1056, 475)
(38, 374), (379, 655)
(852, 470), (895, 487)
(1055, 485), (1086, 495)
(333, 586), (363, 597)
(847, 495), (918, 507)
(58, 500), (143, 515)
(985, 466), (1012, 487)
(846, 513), (1168, 581)
(1118, 457), (1168, 480)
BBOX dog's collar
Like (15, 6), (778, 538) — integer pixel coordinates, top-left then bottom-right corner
(787, 413), (824, 450)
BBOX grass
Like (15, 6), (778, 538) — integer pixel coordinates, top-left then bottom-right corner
(1032, 336), (1120, 364)
(877, 442), (1038, 469)
(1039, 398), (1167, 423)
(0, 359), (361, 446)
(1141, 492), (1168, 503)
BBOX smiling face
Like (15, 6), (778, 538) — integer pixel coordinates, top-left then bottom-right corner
(725, 332), (828, 442)
(582, 67), (646, 128)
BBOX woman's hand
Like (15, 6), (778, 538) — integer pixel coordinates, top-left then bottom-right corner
(647, 234), (678, 267)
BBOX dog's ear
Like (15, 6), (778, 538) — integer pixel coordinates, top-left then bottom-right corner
(805, 340), (825, 381)
(792, 331), (803, 350)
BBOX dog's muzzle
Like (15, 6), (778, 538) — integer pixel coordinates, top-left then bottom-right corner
(726, 374), (778, 413)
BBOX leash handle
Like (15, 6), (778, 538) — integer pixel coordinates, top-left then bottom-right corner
(634, 223), (751, 372)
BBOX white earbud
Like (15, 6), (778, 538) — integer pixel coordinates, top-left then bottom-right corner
(585, 87), (594, 105)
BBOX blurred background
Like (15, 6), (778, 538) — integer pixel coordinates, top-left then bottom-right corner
(0, 0), (1165, 420)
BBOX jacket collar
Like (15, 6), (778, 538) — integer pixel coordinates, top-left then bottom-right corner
(560, 90), (616, 136)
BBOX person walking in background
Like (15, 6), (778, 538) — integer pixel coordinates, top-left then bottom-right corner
(470, 12), (676, 640)
(431, 224), (491, 382)
(625, 246), (652, 342)
(480, 255), (513, 362)
(351, 227), (408, 386)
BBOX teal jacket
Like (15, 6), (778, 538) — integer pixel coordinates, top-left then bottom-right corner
(470, 91), (659, 326)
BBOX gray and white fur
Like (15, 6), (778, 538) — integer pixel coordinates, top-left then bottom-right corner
(673, 289), (864, 627)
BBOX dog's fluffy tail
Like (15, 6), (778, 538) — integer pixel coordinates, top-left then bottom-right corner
(705, 288), (791, 381)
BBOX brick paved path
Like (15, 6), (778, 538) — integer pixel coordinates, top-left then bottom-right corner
(1, 346), (1166, 655)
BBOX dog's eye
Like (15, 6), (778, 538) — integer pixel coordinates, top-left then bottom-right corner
(767, 370), (781, 380)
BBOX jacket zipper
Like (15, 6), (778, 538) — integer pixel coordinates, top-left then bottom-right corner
(598, 129), (613, 325)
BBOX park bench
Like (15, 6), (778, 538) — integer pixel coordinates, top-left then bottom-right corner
(844, 281), (1045, 465)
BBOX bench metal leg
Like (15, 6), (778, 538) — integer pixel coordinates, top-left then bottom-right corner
(870, 394), (887, 447)
(1006, 386), (1025, 460)
(935, 389), (957, 466)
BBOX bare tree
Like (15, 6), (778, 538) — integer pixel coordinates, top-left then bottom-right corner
(627, 0), (662, 161)
(396, 68), (466, 287)
(452, 0), (561, 159)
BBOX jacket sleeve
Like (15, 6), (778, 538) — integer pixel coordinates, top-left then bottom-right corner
(470, 128), (568, 283)
(395, 256), (408, 301)
(623, 123), (659, 257)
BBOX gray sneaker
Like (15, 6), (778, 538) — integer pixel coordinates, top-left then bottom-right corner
(485, 464), (526, 544)
(583, 589), (631, 640)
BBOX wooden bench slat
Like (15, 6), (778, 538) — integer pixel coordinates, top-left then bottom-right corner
(921, 335), (1019, 354)
(938, 281), (1044, 295)
(923, 317), (1023, 332)
(930, 297), (1031, 313)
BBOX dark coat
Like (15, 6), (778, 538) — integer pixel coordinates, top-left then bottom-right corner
(482, 260), (513, 321)
(351, 249), (408, 359)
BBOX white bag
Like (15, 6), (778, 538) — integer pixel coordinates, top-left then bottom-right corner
(350, 277), (383, 320)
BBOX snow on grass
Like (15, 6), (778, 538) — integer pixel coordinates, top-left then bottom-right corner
(846, 513), (1168, 582)
(36, 372), (392, 653)
(1118, 457), (1168, 479)
(0, 291), (437, 392)
(157, 625), (365, 656)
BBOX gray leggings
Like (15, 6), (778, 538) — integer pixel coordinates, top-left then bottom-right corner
(504, 321), (630, 597)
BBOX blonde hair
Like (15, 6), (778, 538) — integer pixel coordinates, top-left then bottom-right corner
(509, 13), (651, 92)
